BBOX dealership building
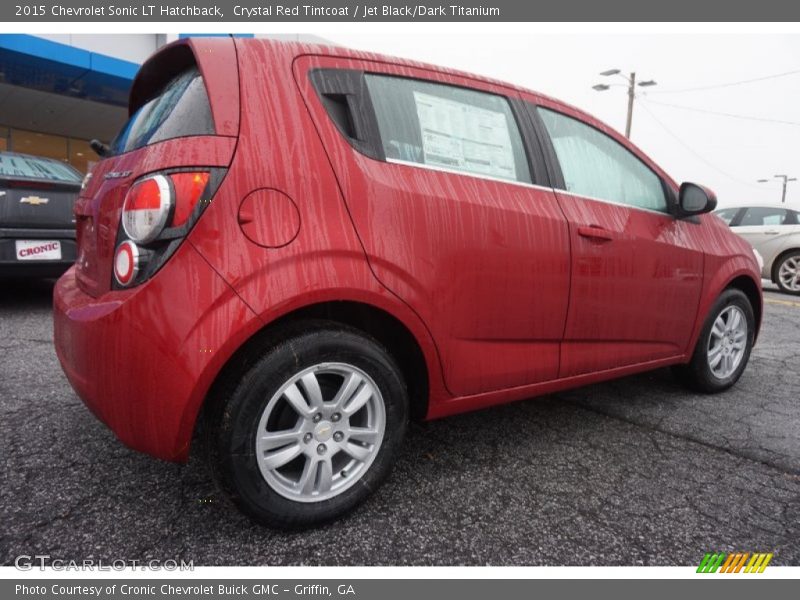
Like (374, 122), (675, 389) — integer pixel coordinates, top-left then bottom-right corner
(0, 34), (323, 174)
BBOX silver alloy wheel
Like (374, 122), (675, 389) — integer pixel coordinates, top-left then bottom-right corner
(255, 363), (386, 503)
(707, 305), (748, 379)
(778, 255), (800, 292)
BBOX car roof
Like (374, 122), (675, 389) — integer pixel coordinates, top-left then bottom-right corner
(243, 38), (592, 122)
(226, 38), (675, 186)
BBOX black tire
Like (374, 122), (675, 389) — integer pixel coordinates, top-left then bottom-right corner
(774, 250), (800, 296)
(672, 288), (755, 393)
(205, 320), (408, 529)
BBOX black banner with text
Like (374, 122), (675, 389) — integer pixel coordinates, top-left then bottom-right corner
(4, 0), (800, 22)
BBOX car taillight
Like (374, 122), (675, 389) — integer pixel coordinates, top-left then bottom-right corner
(121, 174), (173, 244)
(113, 240), (140, 287)
(112, 168), (220, 289)
(121, 171), (211, 242)
(170, 172), (210, 226)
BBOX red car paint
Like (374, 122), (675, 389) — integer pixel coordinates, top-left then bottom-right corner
(53, 37), (762, 462)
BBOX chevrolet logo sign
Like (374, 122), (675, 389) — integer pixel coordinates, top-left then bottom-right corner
(20, 196), (49, 206)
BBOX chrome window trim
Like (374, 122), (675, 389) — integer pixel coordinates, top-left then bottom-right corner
(558, 189), (672, 217)
(385, 158), (553, 193)
(385, 158), (674, 217)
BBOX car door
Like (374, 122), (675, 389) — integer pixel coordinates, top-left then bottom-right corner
(294, 56), (571, 396)
(731, 206), (798, 262)
(528, 101), (704, 377)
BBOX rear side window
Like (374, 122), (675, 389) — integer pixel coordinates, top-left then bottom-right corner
(111, 66), (214, 155)
(0, 152), (82, 183)
(738, 206), (795, 226)
(538, 108), (667, 213)
(365, 75), (532, 184)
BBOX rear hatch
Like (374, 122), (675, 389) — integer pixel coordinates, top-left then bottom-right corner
(74, 38), (240, 298)
(0, 154), (81, 229)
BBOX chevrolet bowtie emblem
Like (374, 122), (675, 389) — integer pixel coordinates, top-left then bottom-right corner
(20, 195), (49, 205)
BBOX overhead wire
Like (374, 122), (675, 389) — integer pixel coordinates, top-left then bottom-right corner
(646, 69), (800, 94)
(640, 98), (800, 127)
(636, 101), (766, 190)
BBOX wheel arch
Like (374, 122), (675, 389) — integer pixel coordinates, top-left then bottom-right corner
(685, 258), (763, 362)
(770, 247), (800, 284)
(725, 274), (762, 341)
(200, 299), (432, 444)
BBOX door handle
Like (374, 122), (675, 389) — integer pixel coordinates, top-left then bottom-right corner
(577, 225), (615, 241)
(764, 230), (780, 235)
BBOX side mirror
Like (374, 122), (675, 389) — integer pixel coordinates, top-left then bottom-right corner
(677, 182), (717, 217)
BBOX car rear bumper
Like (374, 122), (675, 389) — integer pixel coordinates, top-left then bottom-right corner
(53, 242), (258, 462)
(0, 227), (76, 277)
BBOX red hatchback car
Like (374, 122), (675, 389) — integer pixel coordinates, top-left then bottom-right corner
(54, 38), (762, 528)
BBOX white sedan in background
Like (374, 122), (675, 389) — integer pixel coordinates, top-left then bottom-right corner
(715, 204), (800, 295)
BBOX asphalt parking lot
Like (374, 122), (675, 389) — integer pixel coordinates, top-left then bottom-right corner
(1, 279), (798, 566)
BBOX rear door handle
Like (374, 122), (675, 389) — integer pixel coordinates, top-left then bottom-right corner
(577, 225), (615, 241)
(764, 230), (780, 235)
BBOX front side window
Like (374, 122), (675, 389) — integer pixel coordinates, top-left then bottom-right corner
(364, 75), (531, 184)
(538, 108), (667, 213)
(738, 206), (792, 226)
(714, 207), (740, 225)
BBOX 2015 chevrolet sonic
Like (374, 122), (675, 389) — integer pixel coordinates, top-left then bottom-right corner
(53, 37), (762, 528)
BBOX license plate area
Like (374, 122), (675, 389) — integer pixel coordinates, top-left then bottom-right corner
(15, 240), (62, 261)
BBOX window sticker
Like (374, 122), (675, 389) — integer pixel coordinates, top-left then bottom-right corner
(413, 91), (517, 181)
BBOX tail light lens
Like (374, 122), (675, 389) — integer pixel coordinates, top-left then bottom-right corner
(112, 168), (222, 289)
(113, 240), (140, 287)
(122, 175), (172, 243)
(170, 172), (210, 226)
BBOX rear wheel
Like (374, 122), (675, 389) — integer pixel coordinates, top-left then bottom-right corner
(775, 250), (800, 295)
(206, 322), (408, 529)
(672, 288), (754, 393)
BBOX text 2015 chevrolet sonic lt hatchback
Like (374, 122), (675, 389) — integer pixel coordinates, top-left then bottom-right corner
(54, 38), (762, 528)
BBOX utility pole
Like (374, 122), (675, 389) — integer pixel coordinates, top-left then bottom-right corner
(758, 175), (797, 203)
(625, 72), (636, 138)
(593, 70), (657, 139)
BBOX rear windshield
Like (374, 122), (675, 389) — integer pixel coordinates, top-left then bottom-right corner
(110, 66), (215, 155)
(0, 153), (82, 183)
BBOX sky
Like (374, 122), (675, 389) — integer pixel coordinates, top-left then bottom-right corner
(325, 33), (800, 208)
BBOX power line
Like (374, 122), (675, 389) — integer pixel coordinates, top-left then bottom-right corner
(641, 98), (800, 126)
(647, 69), (800, 94)
(636, 101), (764, 190)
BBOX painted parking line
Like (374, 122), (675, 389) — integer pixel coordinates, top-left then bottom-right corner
(764, 297), (800, 308)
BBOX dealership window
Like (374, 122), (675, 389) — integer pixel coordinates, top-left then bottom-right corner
(538, 108), (667, 213)
(2, 127), (97, 174)
(364, 75), (532, 184)
(11, 129), (68, 162)
(67, 138), (95, 174)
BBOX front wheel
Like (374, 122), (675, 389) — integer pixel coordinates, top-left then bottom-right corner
(672, 288), (755, 393)
(775, 250), (800, 295)
(207, 322), (408, 529)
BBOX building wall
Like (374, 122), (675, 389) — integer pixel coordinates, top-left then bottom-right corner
(35, 33), (334, 64)
(1, 34), (336, 173)
(35, 34), (164, 64)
